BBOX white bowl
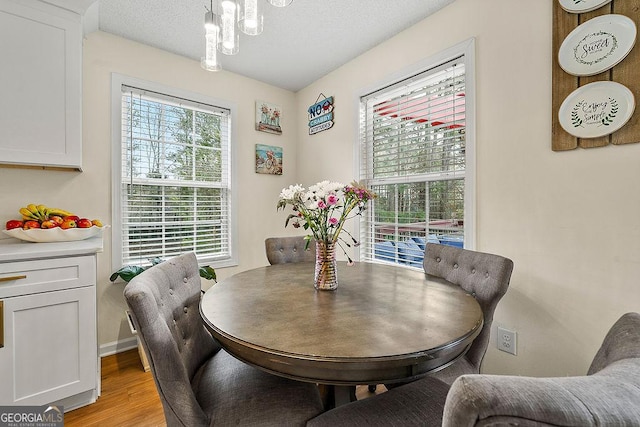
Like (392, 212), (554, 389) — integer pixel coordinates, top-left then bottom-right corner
(3, 225), (106, 243)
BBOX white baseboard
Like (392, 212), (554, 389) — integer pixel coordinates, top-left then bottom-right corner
(99, 336), (138, 358)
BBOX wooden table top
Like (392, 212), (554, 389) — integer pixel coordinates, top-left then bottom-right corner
(200, 261), (483, 385)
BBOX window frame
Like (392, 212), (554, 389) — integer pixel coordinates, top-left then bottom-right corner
(110, 73), (238, 272)
(354, 38), (476, 265)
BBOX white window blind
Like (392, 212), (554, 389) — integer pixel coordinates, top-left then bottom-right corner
(118, 85), (232, 266)
(359, 58), (467, 268)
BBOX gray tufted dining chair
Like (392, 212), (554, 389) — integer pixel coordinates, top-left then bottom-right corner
(422, 243), (514, 384)
(124, 252), (324, 427)
(265, 236), (315, 265)
(383, 243), (514, 391)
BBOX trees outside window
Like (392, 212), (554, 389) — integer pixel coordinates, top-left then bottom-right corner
(359, 52), (473, 268)
(113, 81), (233, 269)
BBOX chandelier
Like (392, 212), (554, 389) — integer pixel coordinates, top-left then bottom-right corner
(201, 0), (293, 72)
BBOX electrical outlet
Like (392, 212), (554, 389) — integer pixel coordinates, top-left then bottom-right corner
(497, 326), (517, 355)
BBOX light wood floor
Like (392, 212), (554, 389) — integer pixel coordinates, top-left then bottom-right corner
(64, 349), (165, 427)
(64, 349), (384, 426)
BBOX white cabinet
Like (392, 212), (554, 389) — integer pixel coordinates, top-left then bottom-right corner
(0, 239), (101, 411)
(0, 0), (82, 169)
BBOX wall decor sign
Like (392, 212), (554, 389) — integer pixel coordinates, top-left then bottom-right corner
(552, 1), (640, 150)
(256, 101), (283, 134)
(558, 0), (612, 14)
(255, 144), (283, 175)
(558, 81), (635, 139)
(558, 14), (637, 76)
(308, 94), (334, 135)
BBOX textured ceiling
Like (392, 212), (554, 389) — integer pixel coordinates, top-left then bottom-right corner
(97, 0), (455, 92)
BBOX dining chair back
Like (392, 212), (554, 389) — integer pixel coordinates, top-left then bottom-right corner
(265, 236), (315, 265)
(307, 312), (640, 426)
(124, 252), (323, 426)
(423, 243), (514, 384)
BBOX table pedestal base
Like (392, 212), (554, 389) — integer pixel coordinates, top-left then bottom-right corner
(319, 384), (357, 409)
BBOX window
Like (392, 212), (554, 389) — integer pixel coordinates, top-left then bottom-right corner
(358, 42), (474, 268)
(112, 76), (235, 269)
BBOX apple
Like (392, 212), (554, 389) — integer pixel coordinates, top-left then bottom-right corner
(77, 218), (93, 228)
(49, 215), (64, 225)
(5, 220), (23, 230)
(64, 215), (80, 222)
(40, 220), (59, 229)
(23, 220), (41, 229)
(60, 219), (77, 229)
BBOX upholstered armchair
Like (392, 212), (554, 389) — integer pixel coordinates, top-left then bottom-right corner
(265, 236), (315, 265)
(307, 312), (640, 426)
(124, 252), (323, 426)
(443, 312), (640, 426)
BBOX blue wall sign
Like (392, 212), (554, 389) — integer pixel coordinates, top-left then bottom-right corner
(308, 95), (334, 135)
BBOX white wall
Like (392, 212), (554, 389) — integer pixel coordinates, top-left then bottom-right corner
(87, 32), (307, 348)
(296, 0), (640, 377)
(0, 31), (300, 349)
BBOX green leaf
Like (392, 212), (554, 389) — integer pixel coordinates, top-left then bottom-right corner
(112, 258), (216, 284)
(110, 265), (146, 283)
(199, 266), (217, 281)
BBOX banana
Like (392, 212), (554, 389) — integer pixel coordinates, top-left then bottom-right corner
(37, 204), (50, 220)
(27, 204), (39, 217)
(18, 204), (75, 222)
(49, 207), (74, 218)
(19, 207), (39, 221)
(27, 204), (46, 220)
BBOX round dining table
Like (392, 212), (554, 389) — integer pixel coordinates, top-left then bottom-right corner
(200, 261), (483, 406)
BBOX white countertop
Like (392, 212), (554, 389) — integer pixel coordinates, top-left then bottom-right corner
(0, 237), (103, 262)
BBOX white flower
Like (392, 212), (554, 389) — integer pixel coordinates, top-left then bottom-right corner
(279, 184), (304, 200)
(308, 180), (344, 199)
(302, 190), (314, 202)
(277, 179), (375, 250)
(308, 181), (325, 197)
(305, 195), (317, 210)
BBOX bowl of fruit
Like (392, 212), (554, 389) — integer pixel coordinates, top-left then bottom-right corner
(3, 204), (106, 243)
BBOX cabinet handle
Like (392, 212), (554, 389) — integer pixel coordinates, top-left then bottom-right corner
(0, 301), (3, 349)
(0, 275), (26, 283)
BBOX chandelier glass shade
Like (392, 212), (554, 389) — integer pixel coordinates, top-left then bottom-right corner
(218, 0), (239, 55)
(202, 0), (293, 71)
(201, 11), (221, 71)
(238, 0), (264, 36)
(268, 0), (293, 6)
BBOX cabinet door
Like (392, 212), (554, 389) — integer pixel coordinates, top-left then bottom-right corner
(0, 0), (82, 169)
(0, 285), (96, 405)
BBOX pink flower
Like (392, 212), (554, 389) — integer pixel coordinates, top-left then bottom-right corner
(327, 194), (338, 205)
(329, 217), (338, 226)
(317, 200), (327, 209)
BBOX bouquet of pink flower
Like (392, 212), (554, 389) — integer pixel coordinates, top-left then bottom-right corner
(277, 180), (376, 261)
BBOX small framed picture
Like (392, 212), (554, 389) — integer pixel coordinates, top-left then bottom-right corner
(256, 101), (283, 134)
(255, 144), (283, 175)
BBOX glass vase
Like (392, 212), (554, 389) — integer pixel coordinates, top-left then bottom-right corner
(314, 241), (338, 291)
